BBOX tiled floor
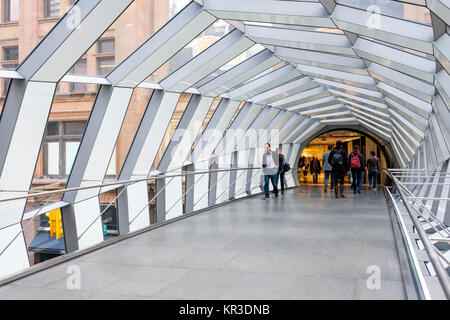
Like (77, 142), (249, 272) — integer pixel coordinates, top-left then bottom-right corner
(0, 186), (406, 299)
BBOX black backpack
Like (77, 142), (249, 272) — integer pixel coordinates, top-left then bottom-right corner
(331, 150), (344, 167)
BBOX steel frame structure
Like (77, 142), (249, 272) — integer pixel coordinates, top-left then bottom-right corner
(0, 0), (448, 289)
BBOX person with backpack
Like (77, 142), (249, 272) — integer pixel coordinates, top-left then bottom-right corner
(277, 148), (288, 195)
(322, 145), (334, 192)
(366, 151), (380, 191)
(328, 140), (349, 199)
(310, 156), (321, 184)
(262, 143), (279, 199)
(348, 145), (365, 194)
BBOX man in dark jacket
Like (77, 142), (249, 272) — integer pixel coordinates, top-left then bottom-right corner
(310, 157), (321, 184)
(328, 140), (349, 199)
(277, 148), (286, 195)
(348, 145), (365, 194)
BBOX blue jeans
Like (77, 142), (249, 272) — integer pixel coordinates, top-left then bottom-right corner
(369, 168), (378, 188)
(264, 174), (278, 197)
(324, 171), (334, 188)
(359, 170), (365, 190)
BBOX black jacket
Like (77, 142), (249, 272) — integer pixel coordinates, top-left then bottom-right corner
(310, 158), (321, 174)
(278, 154), (286, 174)
(328, 147), (349, 173)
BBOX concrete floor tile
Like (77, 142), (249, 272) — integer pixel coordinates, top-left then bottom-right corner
(2, 187), (406, 300)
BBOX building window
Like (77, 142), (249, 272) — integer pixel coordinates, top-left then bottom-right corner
(3, 45), (18, 61)
(96, 38), (115, 76)
(1, 45), (18, 96)
(4, 0), (18, 22)
(97, 39), (115, 54)
(44, 0), (59, 18)
(43, 121), (87, 177)
(69, 58), (87, 92)
(97, 56), (115, 76)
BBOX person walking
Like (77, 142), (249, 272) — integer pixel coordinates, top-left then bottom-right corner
(262, 143), (279, 199)
(322, 145), (334, 192)
(348, 145), (365, 194)
(366, 151), (380, 191)
(310, 156), (321, 184)
(277, 148), (286, 195)
(302, 158), (309, 183)
(328, 140), (349, 199)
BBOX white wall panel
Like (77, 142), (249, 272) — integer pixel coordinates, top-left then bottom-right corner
(0, 223), (29, 280)
(127, 180), (150, 232)
(133, 92), (180, 175)
(165, 174), (183, 220)
(73, 197), (104, 250)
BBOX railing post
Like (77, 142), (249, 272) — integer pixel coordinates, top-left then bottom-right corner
(184, 164), (195, 214)
(208, 161), (218, 207)
(386, 169), (450, 300)
(155, 175), (166, 223)
(228, 151), (238, 199)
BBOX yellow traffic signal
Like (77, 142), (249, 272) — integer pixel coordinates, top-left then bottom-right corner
(46, 209), (63, 240)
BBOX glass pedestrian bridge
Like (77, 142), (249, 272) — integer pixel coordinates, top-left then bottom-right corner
(0, 0), (449, 300)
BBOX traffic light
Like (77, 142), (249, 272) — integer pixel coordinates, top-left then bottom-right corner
(46, 209), (64, 240)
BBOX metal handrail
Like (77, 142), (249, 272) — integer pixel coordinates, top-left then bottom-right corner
(0, 166), (266, 266)
(385, 185), (430, 299)
(0, 167), (255, 203)
(385, 169), (450, 300)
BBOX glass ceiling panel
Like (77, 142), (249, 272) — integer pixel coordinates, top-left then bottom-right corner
(337, 0), (432, 25)
(244, 21), (344, 34)
(359, 35), (435, 60)
(147, 19), (233, 83)
(69, 0), (174, 77)
(192, 44), (266, 88)
(238, 61), (289, 87)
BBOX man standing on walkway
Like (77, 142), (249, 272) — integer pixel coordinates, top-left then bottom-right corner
(277, 148), (286, 195)
(310, 157), (321, 184)
(367, 151), (380, 191)
(262, 143), (279, 199)
(328, 140), (349, 199)
(348, 145), (365, 194)
(322, 145), (334, 192)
